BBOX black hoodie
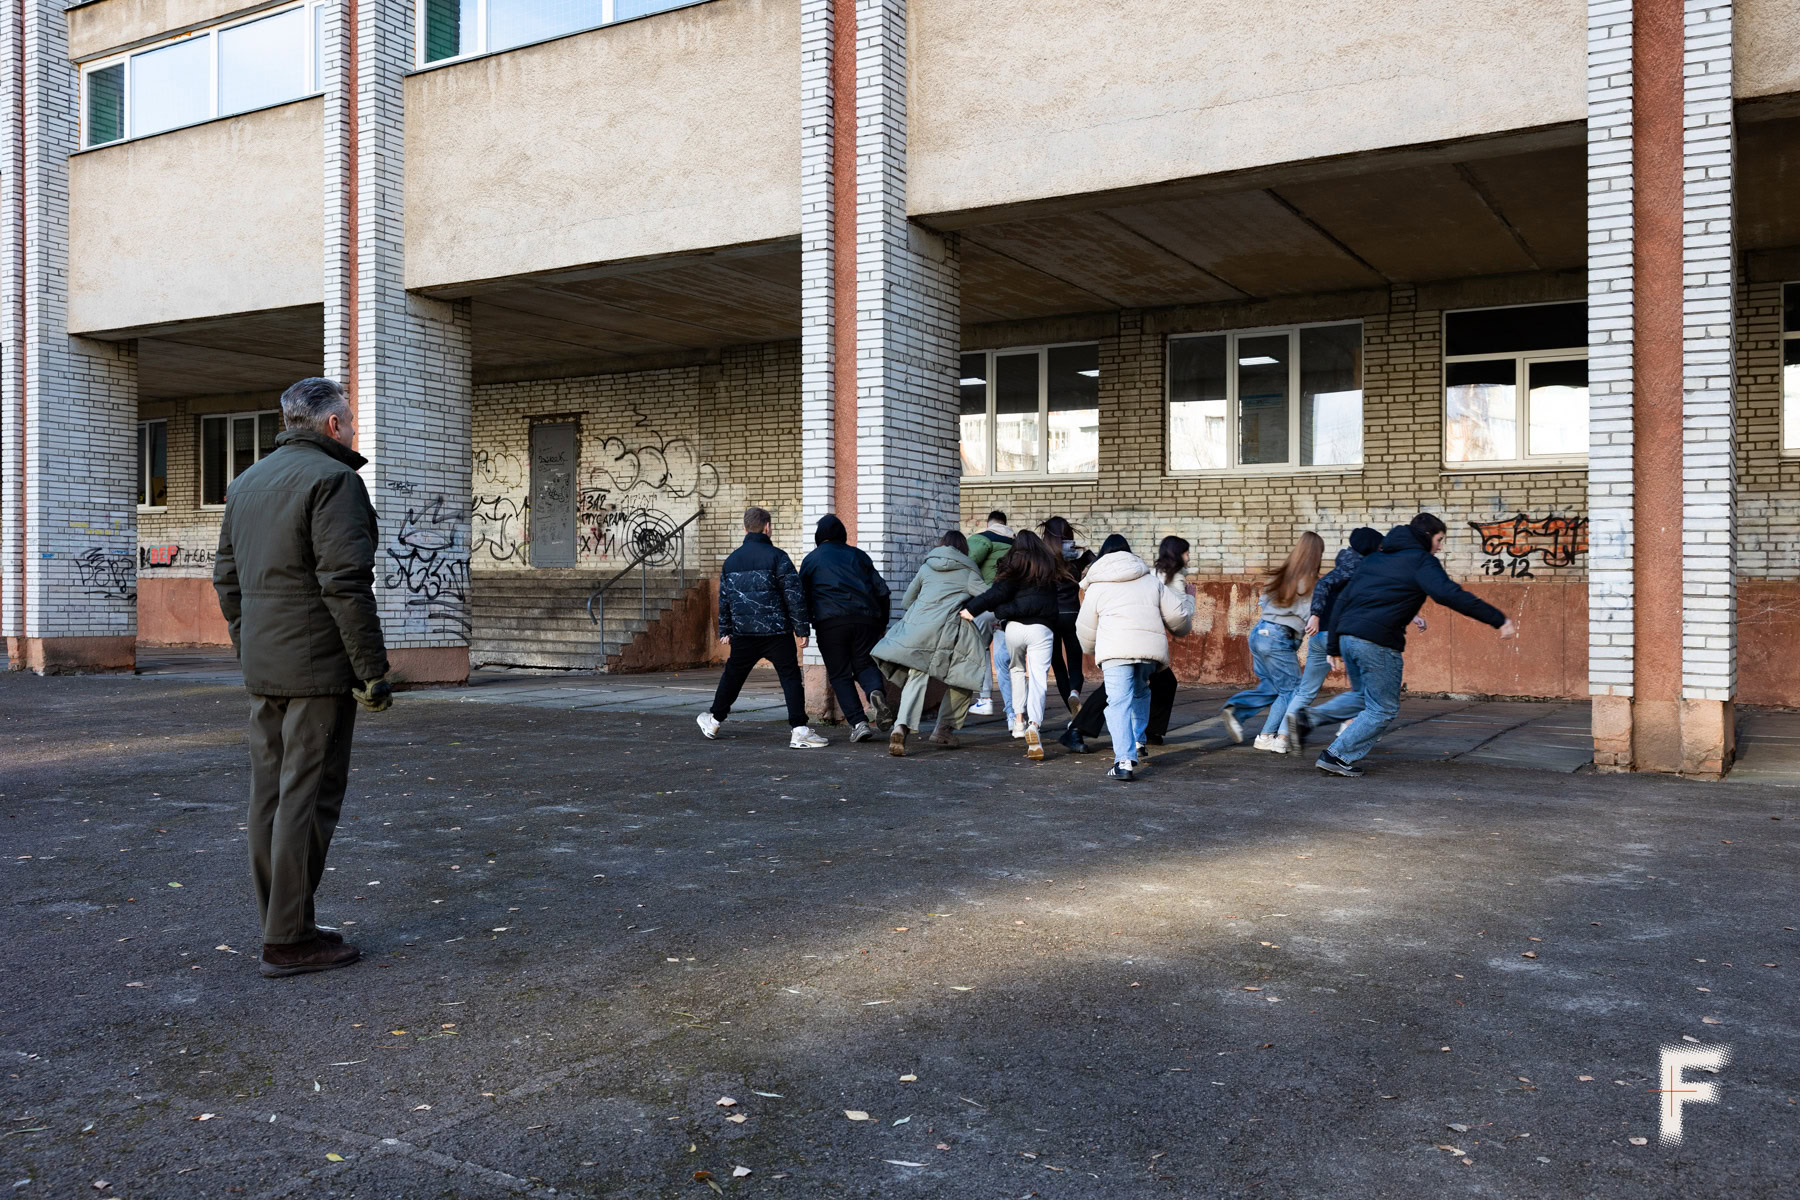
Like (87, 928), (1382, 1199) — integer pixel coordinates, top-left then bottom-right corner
(799, 515), (892, 628)
(1327, 525), (1505, 656)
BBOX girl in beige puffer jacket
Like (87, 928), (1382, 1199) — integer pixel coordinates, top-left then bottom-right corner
(1076, 535), (1194, 780)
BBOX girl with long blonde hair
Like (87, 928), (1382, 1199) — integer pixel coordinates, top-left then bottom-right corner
(1220, 531), (1324, 753)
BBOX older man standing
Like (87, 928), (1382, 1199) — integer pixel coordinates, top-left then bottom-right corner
(214, 377), (392, 978)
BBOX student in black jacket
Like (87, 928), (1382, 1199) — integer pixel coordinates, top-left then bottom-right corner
(697, 507), (829, 748)
(960, 530), (1062, 760)
(1042, 516), (1096, 712)
(1306, 513), (1517, 777)
(800, 514), (895, 741)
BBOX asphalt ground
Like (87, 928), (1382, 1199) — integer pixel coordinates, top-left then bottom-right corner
(3, 671), (1797, 1199)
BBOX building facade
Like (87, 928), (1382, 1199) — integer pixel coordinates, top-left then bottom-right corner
(3, 0), (1798, 774)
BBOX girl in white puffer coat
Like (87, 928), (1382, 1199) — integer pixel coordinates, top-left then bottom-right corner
(1076, 534), (1194, 781)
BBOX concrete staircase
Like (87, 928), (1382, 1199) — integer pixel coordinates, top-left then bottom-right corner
(470, 570), (691, 671)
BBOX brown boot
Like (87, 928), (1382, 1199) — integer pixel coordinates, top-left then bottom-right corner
(929, 728), (960, 749)
(889, 724), (909, 757)
(260, 935), (360, 978)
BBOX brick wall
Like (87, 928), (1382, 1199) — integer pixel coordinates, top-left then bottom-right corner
(469, 341), (804, 576)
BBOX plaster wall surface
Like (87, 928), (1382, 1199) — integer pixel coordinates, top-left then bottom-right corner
(1737, 0), (1800, 97)
(405, 0), (801, 292)
(907, 0), (1587, 219)
(68, 98), (324, 334)
(67, 0), (275, 59)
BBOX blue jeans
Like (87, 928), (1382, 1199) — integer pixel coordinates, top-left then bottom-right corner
(1223, 621), (1303, 737)
(1101, 661), (1154, 766)
(1325, 635), (1405, 764)
(990, 629), (1014, 714)
(1292, 630), (1366, 726)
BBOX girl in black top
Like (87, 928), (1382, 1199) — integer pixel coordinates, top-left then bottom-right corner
(962, 530), (1062, 759)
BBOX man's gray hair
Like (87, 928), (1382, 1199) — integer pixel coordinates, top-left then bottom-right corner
(280, 377), (350, 432)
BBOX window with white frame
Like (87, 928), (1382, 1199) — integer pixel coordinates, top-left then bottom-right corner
(1443, 302), (1587, 468)
(1166, 322), (1363, 472)
(418, 0), (699, 64)
(959, 344), (1099, 479)
(1782, 283), (1799, 454)
(201, 411), (281, 507)
(81, 3), (327, 149)
(137, 421), (168, 509)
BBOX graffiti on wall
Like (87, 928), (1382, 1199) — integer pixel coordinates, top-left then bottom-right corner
(590, 407), (721, 501)
(140, 544), (216, 570)
(576, 489), (682, 564)
(474, 450), (524, 490)
(471, 495), (528, 563)
(384, 496), (471, 634)
(75, 547), (136, 600)
(1471, 513), (1589, 579)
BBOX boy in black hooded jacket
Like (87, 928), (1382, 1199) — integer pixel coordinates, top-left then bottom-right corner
(800, 514), (895, 739)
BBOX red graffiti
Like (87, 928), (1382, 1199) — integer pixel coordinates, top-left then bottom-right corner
(1469, 514), (1589, 569)
(144, 544), (178, 567)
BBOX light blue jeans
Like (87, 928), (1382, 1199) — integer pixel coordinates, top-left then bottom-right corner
(1101, 661), (1155, 767)
(1291, 630), (1367, 726)
(1324, 635), (1405, 764)
(1223, 621), (1303, 737)
(988, 627), (1014, 714)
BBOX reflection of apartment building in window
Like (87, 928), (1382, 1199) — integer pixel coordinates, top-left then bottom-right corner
(5, 0), (1799, 775)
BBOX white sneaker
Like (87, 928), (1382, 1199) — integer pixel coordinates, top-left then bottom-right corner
(790, 725), (828, 748)
(1269, 734), (1290, 755)
(1253, 733), (1276, 751)
(1221, 708), (1245, 743)
(696, 712), (721, 740)
(849, 721), (874, 743)
(970, 698), (994, 716)
(1011, 717), (1027, 739)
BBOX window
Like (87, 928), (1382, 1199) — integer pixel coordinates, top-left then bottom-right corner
(1783, 283), (1800, 454)
(137, 421), (168, 509)
(81, 3), (327, 149)
(419, 0), (698, 64)
(1167, 322), (1363, 473)
(201, 411), (280, 507)
(959, 344), (1099, 478)
(1444, 302), (1587, 468)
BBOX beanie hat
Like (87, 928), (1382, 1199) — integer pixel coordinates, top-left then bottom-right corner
(1349, 526), (1382, 556)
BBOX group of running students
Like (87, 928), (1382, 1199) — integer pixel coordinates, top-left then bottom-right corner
(697, 506), (1518, 780)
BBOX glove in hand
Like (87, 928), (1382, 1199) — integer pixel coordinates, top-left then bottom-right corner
(352, 676), (394, 713)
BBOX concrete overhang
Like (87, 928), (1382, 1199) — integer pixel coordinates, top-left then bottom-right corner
(88, 305), (322, 401)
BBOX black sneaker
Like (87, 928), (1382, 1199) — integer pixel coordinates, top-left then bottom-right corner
(1314, 750), (1364, 778)
(1058, 725), (1092, 754)
(868, 689), (896, 730)
(1106, 763), (1135, 782)
(1284, 706), (1312, 750)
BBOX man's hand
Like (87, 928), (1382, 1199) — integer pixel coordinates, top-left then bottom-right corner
(1329, 657), (1344, 674)
(352, 677), (393, 713)
(1413, 615), (1428, 631)
(719, 636), (731, 647)
(796, 637), (809, 651)
(959, 610), (976, 622)
(1498, 618), (1519, 640)
(1304, 614), (1320, 637)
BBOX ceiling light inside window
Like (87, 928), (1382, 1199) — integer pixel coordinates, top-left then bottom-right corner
(1238, 356), (1279, 366)
(1077, 369), (1099, 378)
(959, 377), (986, 386)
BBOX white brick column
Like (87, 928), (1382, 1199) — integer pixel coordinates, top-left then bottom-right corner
(1678, 0), (1737, 770)
(1587, 0), (1636, 765)
(853, 0), (961, 584)
(799, 0), (837, 536)
(325, 0), (475, 682)
(1, 0), (139, 673)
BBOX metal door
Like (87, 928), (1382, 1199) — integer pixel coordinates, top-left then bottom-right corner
(529, 422), (578, 568)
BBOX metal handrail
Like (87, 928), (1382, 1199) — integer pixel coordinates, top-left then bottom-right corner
(585, 507), (706, 632)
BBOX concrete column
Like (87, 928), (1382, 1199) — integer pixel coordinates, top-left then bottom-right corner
(1586, 0), (1739, 774)
(1, 0), (139, 674)
(852, 0), (962, 585)
(1677, 0), (1737, 775)
(325, 0), (475, 685)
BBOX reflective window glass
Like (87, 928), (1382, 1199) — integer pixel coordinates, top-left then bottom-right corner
(1168, 335), (1227, 471)
(220, 7), (306, 116)
(86, 64), (125, 146)
(993, 354), (1040, 475)
(141, 422), (168, 507)
(1236, 334), (1290, 466)
(488, 0), (607, 53)
(1299, 323), (1362, 467)
(130, 36), (211, 138)
(959, 353), (989, 477)
(1527, 359), (1588, 458)
(423, 0), (479, 61)
(1445, 302), (1585, 356)
(313, 2), (325, 90)
(202, 417), (228, 506)
(1783, 338), (1800, 453)
(1046, 345), (1099, 476)
(1445, 360), (1518, 463)
(615, 0), (690, 17)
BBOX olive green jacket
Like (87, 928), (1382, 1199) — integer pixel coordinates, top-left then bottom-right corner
(213, 430), (390, 696)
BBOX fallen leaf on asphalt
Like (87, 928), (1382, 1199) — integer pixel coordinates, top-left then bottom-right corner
(126, 982), (144, 988)
(949, 986), (972, 992)
(751, 1091), (783, 1098)
(715, 1097), (737, 1108)
(937, 1143), (951, 1151)
(725, 1114), (747, 1124)
(893, 1117), (911, 1125)
(1436, 1145), (1464, 1155)
(899, 1074), (917, 1082)
(864, 1000), (895, 1006)
(1447, 1123), (1469, 1133)
(844, 1110), (871, 1121)
(412, 1105), (431, 1111)
(194, 1113), (215, 1121)
(1521, 952), (1538, 959)
(491, 928), (507, 933)
(326, 1153), (344, 1162)
(731, 1166), (751, 1178)
(1578, 1076), (1593, 1082)
(168, 882), (182, 888)
(1702, 1018), (1723, 1025)
(215, 945), (239, 954)
(92, 1181), (109, 1190)
(886, 1160), (924, 1167)
(390, 1030), (407, 1036)
(1242, 986), (1262, 992)
(1629, 1137), (1648, 1146)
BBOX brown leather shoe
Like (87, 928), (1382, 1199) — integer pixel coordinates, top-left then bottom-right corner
(314, 928), (345, 945)
(888, 724), (908, 757)
(929, 729), (960, 749)
(260, 936), (360, 978)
